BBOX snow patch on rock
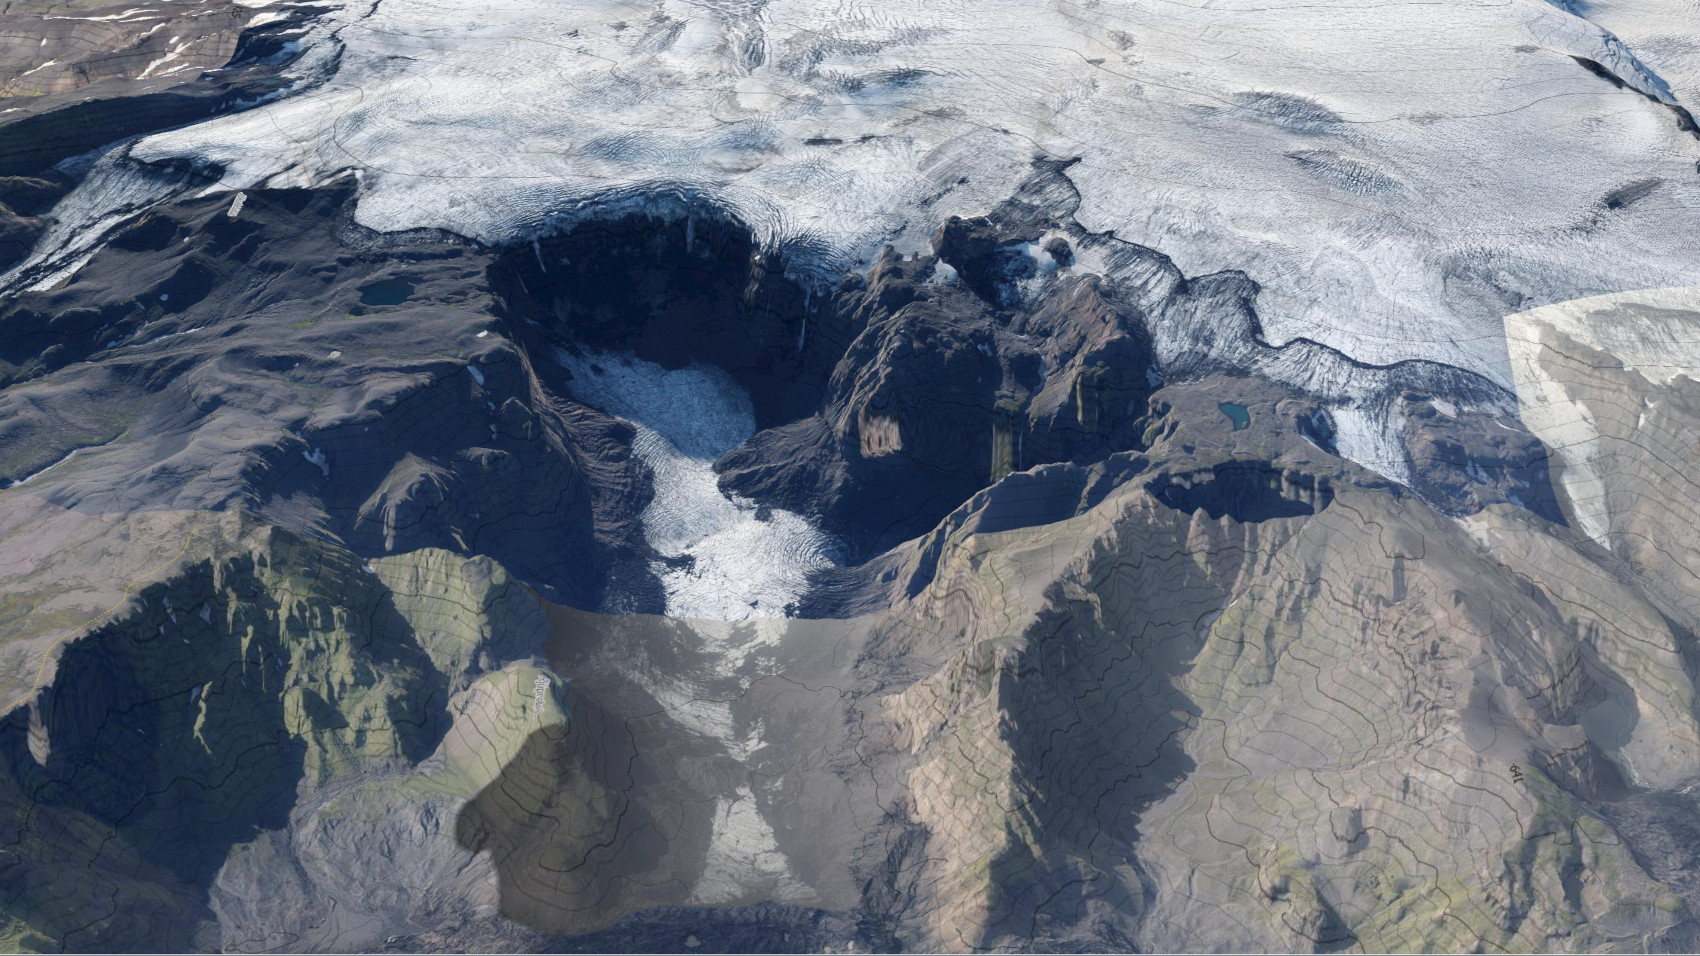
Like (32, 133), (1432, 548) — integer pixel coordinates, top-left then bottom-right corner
(1505, 286), (1700, 546)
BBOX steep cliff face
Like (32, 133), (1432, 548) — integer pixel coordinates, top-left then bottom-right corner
(0, 178), (629, 612)
(1505, 288), (1700, 621)
(4, 162), (1697, 951)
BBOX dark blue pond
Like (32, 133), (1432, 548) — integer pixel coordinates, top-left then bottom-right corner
(359, 278), (414, 307)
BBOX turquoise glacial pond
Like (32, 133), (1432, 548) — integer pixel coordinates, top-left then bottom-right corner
(1218, 402), (1250, 431)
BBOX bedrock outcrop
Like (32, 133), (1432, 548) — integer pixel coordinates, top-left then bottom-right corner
(425, 368), (1700, 952)
(0, 151), (1695, 953)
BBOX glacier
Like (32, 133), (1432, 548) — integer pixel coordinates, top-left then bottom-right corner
(555, 349), (839, 619)
(6, 0), (1696, 391)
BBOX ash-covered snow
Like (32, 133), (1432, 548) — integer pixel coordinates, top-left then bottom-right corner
(690, 784), (812, 906)
(556, 350), (838, 620)
(10, 0), (1696, 390)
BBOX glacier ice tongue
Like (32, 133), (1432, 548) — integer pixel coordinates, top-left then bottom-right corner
(556, 350), (837, 620)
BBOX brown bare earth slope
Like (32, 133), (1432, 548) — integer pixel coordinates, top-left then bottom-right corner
(0, 0), (248, 98)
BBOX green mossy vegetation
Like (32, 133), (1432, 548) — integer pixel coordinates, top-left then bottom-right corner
(0, 523), (554, 949)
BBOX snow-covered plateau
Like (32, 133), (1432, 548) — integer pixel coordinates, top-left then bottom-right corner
(12, 0), (1700, 390)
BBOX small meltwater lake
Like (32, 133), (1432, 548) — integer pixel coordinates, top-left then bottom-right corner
(359, 277), (415, 307)
(1218, 402), (1250, 431)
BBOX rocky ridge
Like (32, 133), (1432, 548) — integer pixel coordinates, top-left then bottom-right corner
(0, 156), (1694, 951)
